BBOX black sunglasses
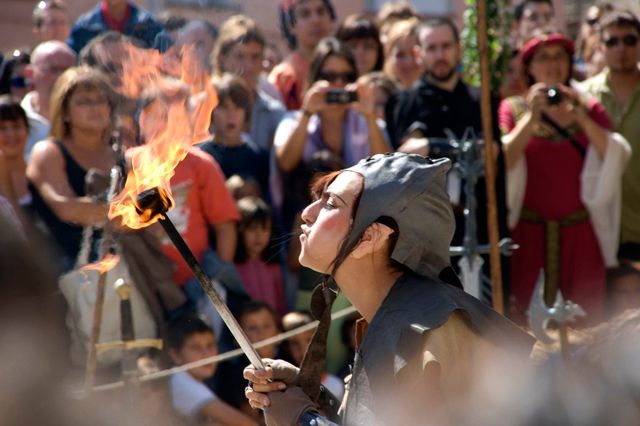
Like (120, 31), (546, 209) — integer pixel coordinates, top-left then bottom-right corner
(604, 34), (639, 48)
(318, 71), (357, 84)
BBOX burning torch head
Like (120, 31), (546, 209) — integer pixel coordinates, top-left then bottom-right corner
(135, 187), (173, 223)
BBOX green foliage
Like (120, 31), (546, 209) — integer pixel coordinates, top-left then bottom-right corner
(461, 0), (512, 92)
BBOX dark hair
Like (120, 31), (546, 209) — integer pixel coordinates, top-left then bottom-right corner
(308, 37), (358, 89)
(418, 17), (461, 44)
(213, 15), (266, 76)
(278, 0), (336, 50)
(237, 300), (280, 327)
(32, 0), (67, 28)
(212, 74), (252, 124)
(156, 13), (189, 32)
(0, 48), (31, 96)
(166, 313), (214, 351)
(234, 196), (279, 264)
(0, 95), (29, 130)
(358, 71), (399, 98)
(78, 31), (140, 70)
(376, 1), (418, 27)
(607, 261), (640, 286)
(282, 310), (313, 331)
(514, 0), (554, 22)
(599, 10), (640, 37)
(336, 14), (384, 73)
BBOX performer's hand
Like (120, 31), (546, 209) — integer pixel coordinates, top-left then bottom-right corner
(264, 386), (318, 426)
(244, 359), (300, 409)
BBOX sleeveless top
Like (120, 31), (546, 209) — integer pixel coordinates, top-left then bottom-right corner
(28, 141), (93, 268)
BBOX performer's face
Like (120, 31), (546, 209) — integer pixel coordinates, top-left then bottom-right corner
(299, 171), (363, 273)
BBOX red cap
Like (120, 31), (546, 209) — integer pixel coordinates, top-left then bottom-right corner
(520, 33), (575, 64)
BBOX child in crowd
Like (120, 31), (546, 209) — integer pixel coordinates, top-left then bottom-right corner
(357, 71), (399, 120)
(225, 174), (261, 201)
(166, 314), (256, 426)
(234, 196), (287, 317)
(282, 310), (344, 400)
(209, 301), (282, 422)
(199, 74), (269, 198)
(238, 300), (282, 359)
(606, 262), (640, 319)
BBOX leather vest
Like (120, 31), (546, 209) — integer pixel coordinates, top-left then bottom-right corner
(342, 273), (534, 425)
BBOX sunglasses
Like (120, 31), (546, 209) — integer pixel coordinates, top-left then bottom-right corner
(318, 71), (357, 84)
(604, 34), (639, 48)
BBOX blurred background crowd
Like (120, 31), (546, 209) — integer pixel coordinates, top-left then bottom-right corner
(2, 0), (640, 424)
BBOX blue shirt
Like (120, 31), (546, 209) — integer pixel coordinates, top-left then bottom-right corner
(67, 2), (163, 53)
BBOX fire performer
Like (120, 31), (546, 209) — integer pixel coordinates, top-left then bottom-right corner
(243, 152), (534, 425)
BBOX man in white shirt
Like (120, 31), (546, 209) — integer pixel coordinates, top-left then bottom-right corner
(21, 41), (76, 161)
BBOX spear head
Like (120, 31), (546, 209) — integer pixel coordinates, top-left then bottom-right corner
(527, 270), (586, 344)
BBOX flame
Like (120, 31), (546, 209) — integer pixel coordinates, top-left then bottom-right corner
(81, 254), (121, 274)
(108, 45), (217, 229)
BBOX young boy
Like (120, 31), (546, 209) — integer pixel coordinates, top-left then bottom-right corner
(167, 314), (256, 425)
(199, 74), (269, 197)
(208, 301), (282, 422)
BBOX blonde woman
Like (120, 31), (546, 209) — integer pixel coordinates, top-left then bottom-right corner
(382, 18), (423, 89)
(27, 66), (115, 271)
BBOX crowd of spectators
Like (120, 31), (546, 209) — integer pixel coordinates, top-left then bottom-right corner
(1, 0), (640, 424)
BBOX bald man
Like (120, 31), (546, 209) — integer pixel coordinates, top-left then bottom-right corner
(21, 41), (76, 160)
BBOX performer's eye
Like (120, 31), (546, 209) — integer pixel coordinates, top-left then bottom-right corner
(320, 193), (337, 210)
(323, 199), (337, 210)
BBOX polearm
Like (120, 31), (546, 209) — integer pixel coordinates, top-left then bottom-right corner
(135, 187), (265, 370)
(84, 166), (122, 391)
(477, 0), (505, 314)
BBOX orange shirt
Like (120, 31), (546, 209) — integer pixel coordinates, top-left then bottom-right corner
(160, 148), (240, 285)
(268, 51), (310, 110)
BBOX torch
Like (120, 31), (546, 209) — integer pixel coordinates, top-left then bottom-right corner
(134, 186), (265, 369)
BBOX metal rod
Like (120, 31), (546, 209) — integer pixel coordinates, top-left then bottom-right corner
(157, 215), (265, 369)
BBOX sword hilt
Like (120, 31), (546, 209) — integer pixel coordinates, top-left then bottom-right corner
(115, 278), (135, 342)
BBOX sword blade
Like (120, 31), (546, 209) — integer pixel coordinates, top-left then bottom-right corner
(158, 217), (265, 370)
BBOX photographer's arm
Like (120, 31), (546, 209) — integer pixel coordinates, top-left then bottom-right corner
(574, 104), (608, 157)
(502, 85), (547, 169)
(276, 82), (329, 172)
(502, 110), (536, 169)
(364, 114), (390, 155)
